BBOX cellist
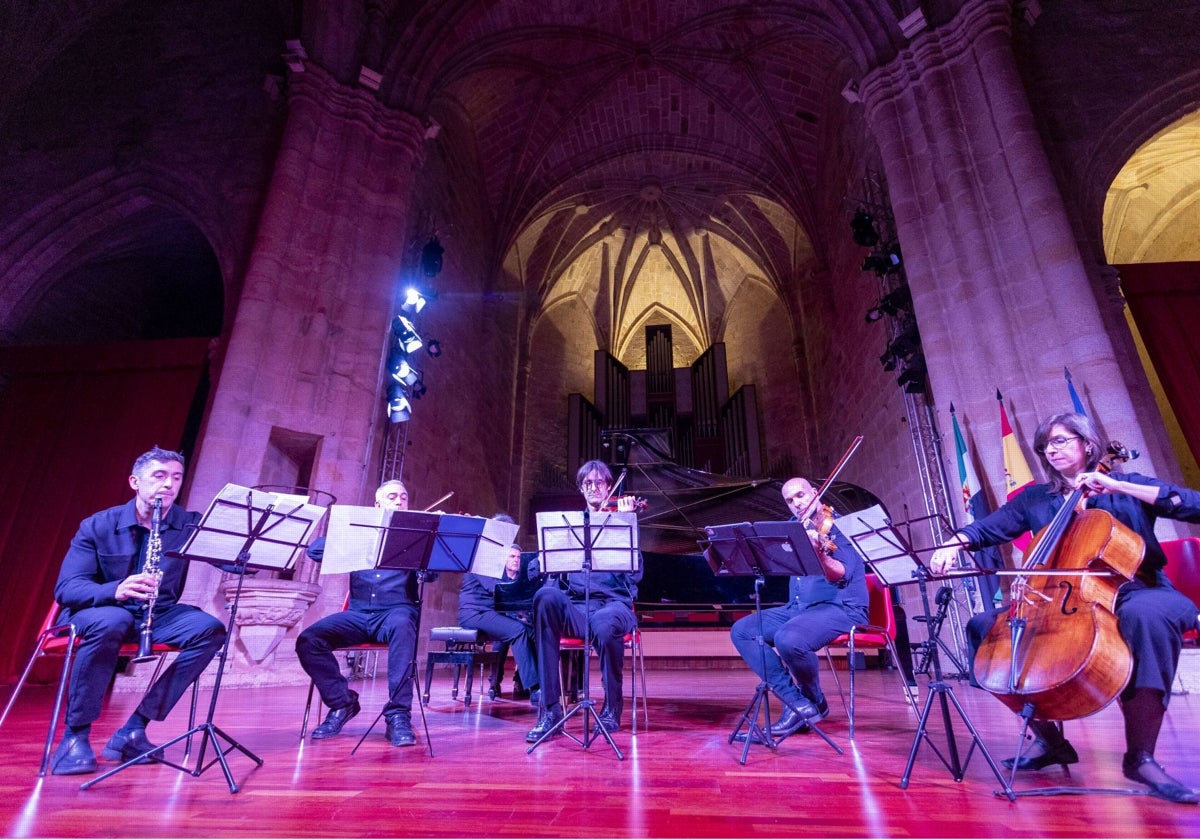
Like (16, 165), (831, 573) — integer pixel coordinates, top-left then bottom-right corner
(930, 412), (1200, 804)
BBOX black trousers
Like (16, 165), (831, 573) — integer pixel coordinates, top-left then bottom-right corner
(63, 603), (225, 730)
(296, 605), (419, 716)
(533, 587), (635, 720)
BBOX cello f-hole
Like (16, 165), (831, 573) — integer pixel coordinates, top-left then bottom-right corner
(1057, 581), (1077, 616)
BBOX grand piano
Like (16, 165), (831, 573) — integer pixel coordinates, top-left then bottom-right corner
(529, 428), (889, 629)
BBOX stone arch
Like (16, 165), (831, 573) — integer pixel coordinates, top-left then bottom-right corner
(0, 167), (229, 345)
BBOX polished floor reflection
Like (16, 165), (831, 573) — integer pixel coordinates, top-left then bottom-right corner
(2, 663), (1199, 838)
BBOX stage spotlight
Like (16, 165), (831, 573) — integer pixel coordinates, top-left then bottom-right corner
(885, 241), (903, 268)
(401, 287), (427, 315)
(421, 236), (444, 277)
(386, 383), (412, 423)
(878, 285), (912, 317)
(861, 254), (891, 275)
(426, 339), (442, 358)
(879, 349), (899, 372)
(897, 356), (928, 394)
(865, 306), (885, 323)
(392, 315), (423, 353)
(388, 350), (420, 386)
(850, 209), (879, 247)
(411, 379), (428, 399)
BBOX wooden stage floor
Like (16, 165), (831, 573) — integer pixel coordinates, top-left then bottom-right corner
(2, 663), (1199, 838)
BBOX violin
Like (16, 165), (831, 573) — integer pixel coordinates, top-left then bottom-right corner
(805, 504), (838, 555)
(600, 496), (648, 512)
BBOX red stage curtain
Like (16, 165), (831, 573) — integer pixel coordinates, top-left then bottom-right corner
(0, 338), (208, 685)
(1117, 261), (1200, 468)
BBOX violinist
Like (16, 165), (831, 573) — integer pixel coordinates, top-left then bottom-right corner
(525, 460), (642, 742)
(729, 477), (869, 739)
(930, 412), (1200, 804)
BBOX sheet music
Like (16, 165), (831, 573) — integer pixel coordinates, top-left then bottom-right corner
(179, 483), (327, 571)
(319, 505), (391, 574)
(834, 504), (921, 586)
(536, 510), (639, 574)
(467, 517), (521, 578)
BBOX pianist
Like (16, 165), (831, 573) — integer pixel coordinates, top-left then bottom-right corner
(456, 515), (543, 707)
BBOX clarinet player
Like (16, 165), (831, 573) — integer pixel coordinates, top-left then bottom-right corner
(48, 447), (226, 775)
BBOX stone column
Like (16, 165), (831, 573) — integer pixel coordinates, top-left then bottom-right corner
(858, 0), (1176, 487)
(182, 64), (427, 684)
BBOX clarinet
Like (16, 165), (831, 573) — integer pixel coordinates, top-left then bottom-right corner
(132, 497), (164, 663)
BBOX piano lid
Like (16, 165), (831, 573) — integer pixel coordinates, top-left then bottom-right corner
(596, 428), (887, 556)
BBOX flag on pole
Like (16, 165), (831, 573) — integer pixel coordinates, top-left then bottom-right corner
(998, 389), (1035, 553)
(951, 404), (1004, 607)
(1064, 367), (1086, 416)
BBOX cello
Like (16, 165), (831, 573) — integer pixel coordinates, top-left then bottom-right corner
(973, 441), (1144, 722)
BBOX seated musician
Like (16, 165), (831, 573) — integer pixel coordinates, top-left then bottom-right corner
(931, 412), (1200, 804)
(297, 479), (423, 748)
(729, 477), (869, 739)
(457, 514), (542, 706)
(48, 447), (226, 775)
(525, 460), (642, 742)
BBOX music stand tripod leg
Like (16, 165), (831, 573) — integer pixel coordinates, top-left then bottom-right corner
(81, 556), (264, 795)
(898, 570), (1013, 799)
(527, 507), (626, 760)
(351, 575), (433, 758)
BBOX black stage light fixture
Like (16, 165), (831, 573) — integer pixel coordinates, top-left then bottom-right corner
(850, 209), (879, 247)
(386, 382), (412, 423)
(862, 253), (891, 275)
(878, 285), (912, 317)
(885, 241), (903, 268)
(897, 356), (928, 394)
(411, 379), (428, 400)
(865, 306), (885, 323)
(421, 236), (444, 277)
(388, 348), (420, 386)
(401, 287), (427, 315)
(392, 315), (423, 353)
(426, 339), (442, 358)
(880, 349), (899, 371)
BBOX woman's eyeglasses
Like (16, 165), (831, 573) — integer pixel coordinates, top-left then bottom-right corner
(1043, 435), (1081, 452)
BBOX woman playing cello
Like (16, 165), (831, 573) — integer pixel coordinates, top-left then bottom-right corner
(930, 412), (1200, 804)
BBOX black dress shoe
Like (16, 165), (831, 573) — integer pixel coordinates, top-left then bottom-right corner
(102, 729), (162, 764)
(384, 713), (416, 747)
(525, 705), (565, 743)
(529, 689), (542, 708)
(311, 691), (361, 739)
(772, 697), (820, 738)
(1123, 751), (1200, 804)
(51, 734), (97, 776)
(592, 710), (621, 736)
(1001, 738), (1079, 771)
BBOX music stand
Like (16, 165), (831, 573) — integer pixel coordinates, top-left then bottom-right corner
(526, 508), (639, 759)
(331, 509), (517, 757)
(702, 521), (842, 764)
(82, 484), (325, 794)
(834, 508), (1014, 799)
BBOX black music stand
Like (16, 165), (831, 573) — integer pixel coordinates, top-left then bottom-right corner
(526, 508), (639, 760)
(343, 510), (517, 758)
(82, 484), (325, 794)
(835, 508), (1013, 799)
(703, 521), (842, 764)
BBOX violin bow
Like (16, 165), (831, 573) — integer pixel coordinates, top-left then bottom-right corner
(800, 435), (864, 522)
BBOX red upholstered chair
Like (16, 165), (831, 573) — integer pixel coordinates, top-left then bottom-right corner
(0, 602), (199, 776)
(559, 628), (649, 733)
(1159, 537), (1200, 694)
(821, 574), (919, 739)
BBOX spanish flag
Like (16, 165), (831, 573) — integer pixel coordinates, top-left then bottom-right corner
(998, 390), (1035, 552)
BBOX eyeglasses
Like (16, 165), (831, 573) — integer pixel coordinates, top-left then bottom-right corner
(1042, 435), (1082, 452)
(580, 479), (609, 489)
